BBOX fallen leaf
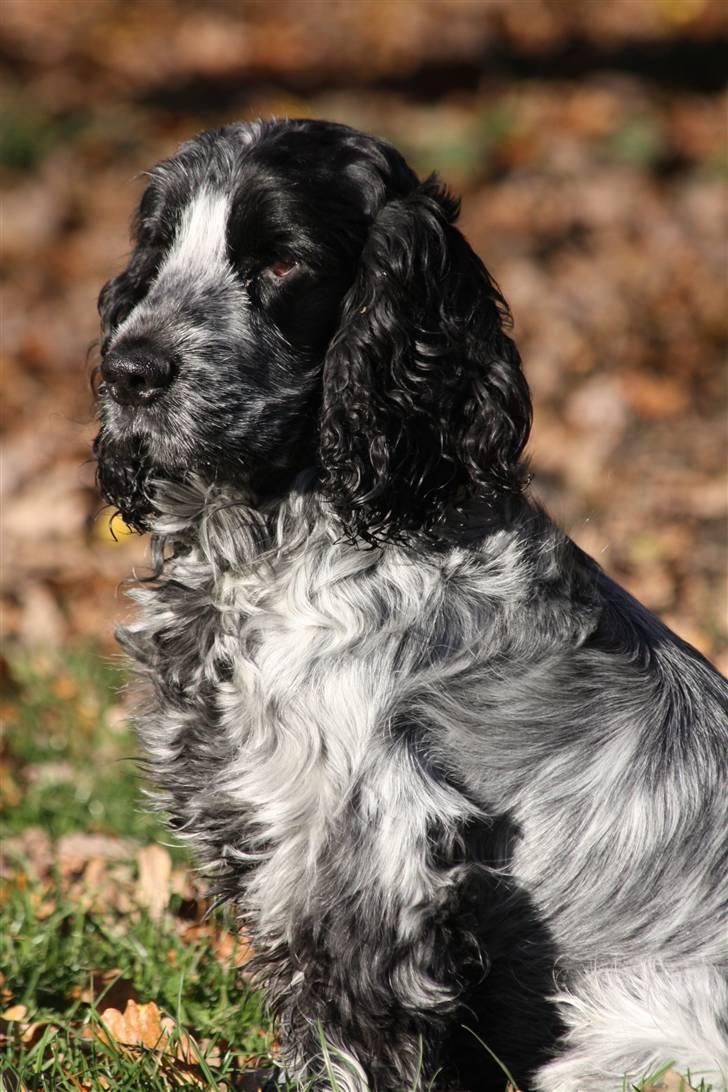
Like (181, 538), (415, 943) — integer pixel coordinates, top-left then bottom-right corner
(57, 833), (133, 875)
(1, 1004), (28, 1021)
(97, 998), (165, 1051)
(61, 1070), (85, 1090)
(136, 844), (172, 920)
(213, 928), (255, 968)
(93, 998), (204, 1075)
(19, 1021), (52, 1046)
(642, 1071), (696, 1091)
(82, 855), (108, 893)
(17, 583), (66, 648)
(0, 761), (22, 809)
(621, 370), (689, 420)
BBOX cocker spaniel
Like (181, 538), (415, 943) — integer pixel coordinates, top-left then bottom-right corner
(94, 118), (728, 1092)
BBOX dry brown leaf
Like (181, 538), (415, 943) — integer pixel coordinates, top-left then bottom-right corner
(621, 370), (690, 420)
(0, 761), (22, 812)
(213, 928), (255, 969)
(177, 920), (254, 970)
(93, 998), (205, 1076)
(19, 1021), (51, 1046)
(98, 998), (166, 1051)
(170, 867), (198, 902)
(0, 1005), (55, 1049)
(61, 1070), (85, 1090)
(136, 844), (172, 920)
(1, 1004), (28, 1021)
(82, 855), (108, 893)
(642, 1071), (696, 1091)
(57, 833), (133, 875)
(16, 583), (67, 648)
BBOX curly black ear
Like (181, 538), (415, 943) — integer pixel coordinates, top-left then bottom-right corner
(318, 177), (532, 542)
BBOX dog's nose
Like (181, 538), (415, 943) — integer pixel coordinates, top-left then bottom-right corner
(101, 348), (175, 406)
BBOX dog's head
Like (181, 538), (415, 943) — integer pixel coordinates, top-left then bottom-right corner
(94, 118), (531, 539)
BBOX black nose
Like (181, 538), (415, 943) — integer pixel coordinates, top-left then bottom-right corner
(101, 347), (176, 406)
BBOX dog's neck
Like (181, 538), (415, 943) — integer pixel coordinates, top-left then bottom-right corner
(143, 471), (534, 581)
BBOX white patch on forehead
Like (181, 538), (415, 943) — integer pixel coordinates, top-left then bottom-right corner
(109, 183), (246, 352)
(161, 187), (231, 277)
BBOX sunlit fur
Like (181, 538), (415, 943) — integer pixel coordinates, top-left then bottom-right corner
(94, 119), (728, 1091)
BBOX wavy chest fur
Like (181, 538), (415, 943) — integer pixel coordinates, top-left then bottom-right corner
(120, 484), (525, 959)
(120, 482), (728, 985)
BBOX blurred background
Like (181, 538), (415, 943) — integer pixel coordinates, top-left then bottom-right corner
(2, 0), (727, 663)
(2, 0), (727, 668)
(0, 2), (726, 1083)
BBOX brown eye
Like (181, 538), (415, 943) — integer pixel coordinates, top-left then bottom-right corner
(269, 258), (297, 278)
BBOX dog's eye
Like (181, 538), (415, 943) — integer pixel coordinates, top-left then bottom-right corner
(268, 258), (298, 279)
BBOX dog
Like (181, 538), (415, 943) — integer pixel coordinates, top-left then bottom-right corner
(93, 118), (728, 1091)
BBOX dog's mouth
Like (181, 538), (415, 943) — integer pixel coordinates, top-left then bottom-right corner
(98, 378), (186, 452)
(94, 405), (251, 532)
(93, 425), (157, 532)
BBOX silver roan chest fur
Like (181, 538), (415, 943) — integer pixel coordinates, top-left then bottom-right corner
(118, 477), (728, 1092)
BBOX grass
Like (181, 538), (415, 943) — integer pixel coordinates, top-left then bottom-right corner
(0, 646), (715, 1090)
(0, 874), (272, 1089)
(1, 646), (159, 844)
(1, 645), (275, 1089)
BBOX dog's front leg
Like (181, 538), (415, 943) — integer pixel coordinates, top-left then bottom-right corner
(249, 912), (471, 1092)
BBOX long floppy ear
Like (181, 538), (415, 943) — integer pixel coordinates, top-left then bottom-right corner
(318, 177), (532, 542)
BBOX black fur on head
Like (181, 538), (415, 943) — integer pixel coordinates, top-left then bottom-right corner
(93, 118), (531, 540)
